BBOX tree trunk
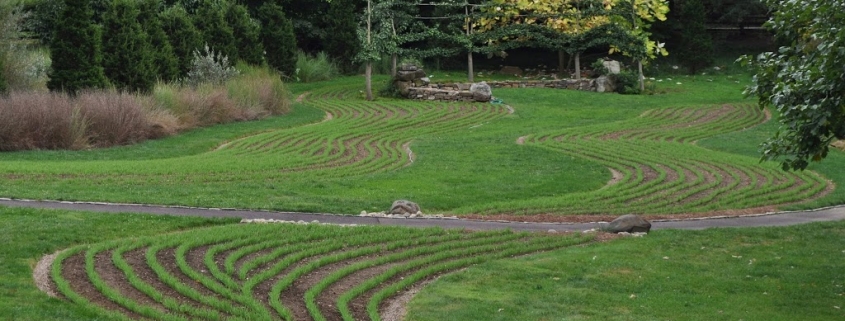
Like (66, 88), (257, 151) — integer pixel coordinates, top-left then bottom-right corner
(391, 53), (397, 77)
(365, 0), (373, 100)
(558, 50), (565, 76)
(467, 52), (474, 82)
(638, 60), (645, 92)
(465, 6), (474, 83)
(574, 52), (581, 80)
(365, 62), (373, 101)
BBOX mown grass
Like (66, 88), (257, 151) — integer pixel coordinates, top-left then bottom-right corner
(0, 71), (842, 216)
(407, 220), (845, 321)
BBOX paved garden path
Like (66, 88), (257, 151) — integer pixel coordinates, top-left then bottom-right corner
(3, 198), (844, 232)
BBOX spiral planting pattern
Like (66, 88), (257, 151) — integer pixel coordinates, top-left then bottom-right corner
(51, 224), (592, 321)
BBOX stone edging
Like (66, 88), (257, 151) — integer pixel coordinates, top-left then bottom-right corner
(407, 79), (603, 102)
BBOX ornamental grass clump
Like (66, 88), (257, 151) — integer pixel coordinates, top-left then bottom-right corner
(0, 91), (85, 150)
(0, 64), (290, 152)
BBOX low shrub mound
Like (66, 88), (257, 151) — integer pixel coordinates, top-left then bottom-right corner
(49, 223), (593, 321)
(0, 70), (290, 151)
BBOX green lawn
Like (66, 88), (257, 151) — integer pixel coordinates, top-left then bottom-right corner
(1, 73), (841, 216)
(408, 220), (845, 321)
(3, 206), (843, 320)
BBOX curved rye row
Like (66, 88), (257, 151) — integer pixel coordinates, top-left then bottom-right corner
(50, 224), (594, 321)
(461, 104), (830, 215)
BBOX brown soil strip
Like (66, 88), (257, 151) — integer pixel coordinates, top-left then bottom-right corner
(296, 92), (310, 103)
(185, 245), (216, 280)
(516, 136), (527, 145)
(625, 164), (678, 206)
(33, 250), (61, 298)
(123, 248), (213, 313)
(640, 164), (661, 184)
(94, 251), (168, 313)
(348, 266), (427, 321)
(156, 248), (227, 301)
(280, 250), (393, 321)
(62, 252), (144, 320)
(316, 260), (410, 321)
(234, 247), (278, 278)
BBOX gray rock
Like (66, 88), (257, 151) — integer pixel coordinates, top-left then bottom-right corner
(602, 60), (621, 74)
(400, 64), (418, 71)
(595, 75), (615, 93)
(419, 77), (431, 86)
(604, 214), (651, 233)
(395, 80), (412, 96)
(389, 200), (421, 215)
(396, 70), (417, 81)
(470, 81), (492, 102)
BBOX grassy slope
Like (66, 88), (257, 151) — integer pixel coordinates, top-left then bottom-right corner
(408, 221), (845, 321)
(698, 109), (845, 210)
(0, 206), (236, 320)
(0, 73), (794, 215)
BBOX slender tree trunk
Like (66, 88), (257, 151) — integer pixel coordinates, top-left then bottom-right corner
(574, 52), (581, 80)
(391, 53), (397, 77)
(390, 18), (398, 77)
(465, 5), (474, 83)
(468, 52), (474, 82)
(366, 62), (373, 100)
(558, 50), (565, 76)
(638, 60), (645, 91)
(365, 0), (373, 100)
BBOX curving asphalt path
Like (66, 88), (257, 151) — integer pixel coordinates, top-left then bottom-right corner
(3, 197), (845, 232)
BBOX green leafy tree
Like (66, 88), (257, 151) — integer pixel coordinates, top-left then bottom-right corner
(324, 0), (361, 74)
(194, 0), (238, 62)
(257, 2), (297, 76)
(47, 0), (108, 93)
(138, 0), (179, 82)
(101, 0), (156, 92)
(675, 0), (713, 74)
(160, 4), (203, 77)
(226, 3), (264, 65)
(743, 0), (845, 170)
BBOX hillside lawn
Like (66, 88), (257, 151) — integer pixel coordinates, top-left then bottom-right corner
(0, 73), (842, 216)
(1, 70), (845, 320)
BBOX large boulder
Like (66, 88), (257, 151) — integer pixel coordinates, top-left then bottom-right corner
(389, 200), (421, 215)
(595, 75), (615, 93)
(603, 214), (651, 233)
(396, 70), (418, 82)
(602, 60), (621, 75)
(395, 81), (412, 96)
(469, 81), (492, 102)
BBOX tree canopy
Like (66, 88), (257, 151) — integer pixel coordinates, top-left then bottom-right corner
(743, 0), (845, 170)
(46, 0), (108, 93)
